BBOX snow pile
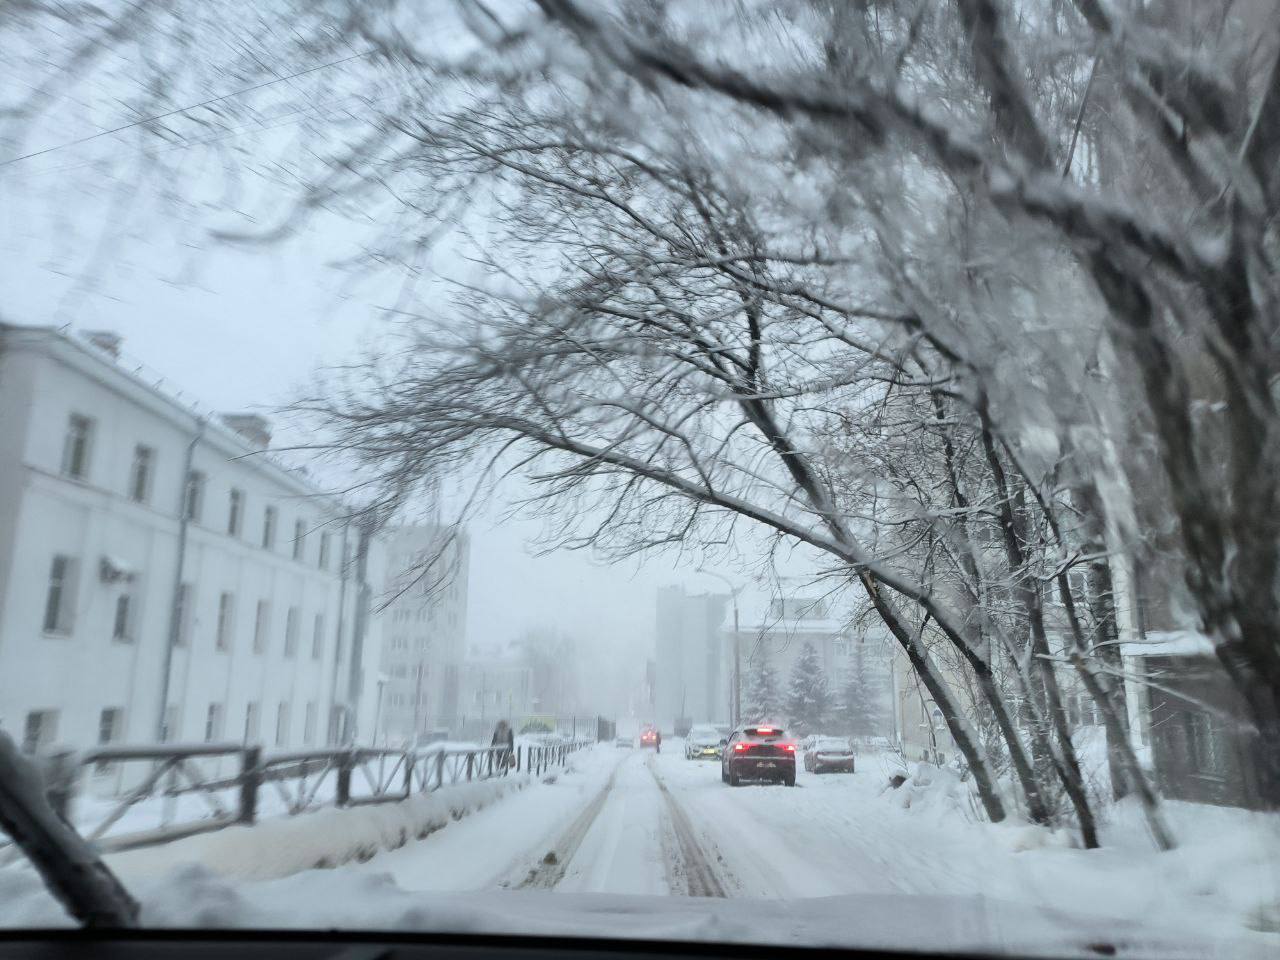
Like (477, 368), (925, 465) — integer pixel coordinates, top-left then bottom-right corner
(886, 762), (978, 822)
(1097, 796), (1280, 936)
(104, 773), (530, 883)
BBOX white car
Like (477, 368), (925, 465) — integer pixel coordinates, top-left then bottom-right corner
(685, 723), (725, 760)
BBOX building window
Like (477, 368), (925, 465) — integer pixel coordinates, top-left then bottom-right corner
(96, 707), (123, 772)
(227, 488), (244, 536)
(205, 703), (224, 742)
(292, 519), (306, 561)
(173, 582), (193, 646)
(262, 506), (277, 550)
(42, 555), (78, 635)
(284, 606), (299, 657)
(312, 614), (325, 660)
(318, 532), (331, 570)
(253, 600), (270, 654)
(112, 594), (134, 642)
(61, 414), (93, 480)
(215, 592), (235, 651)
(244, 701), (260, 744)
(129, 445), (154, 503)
(303, 702), (317, 744)
(184, 471), (206, 522)
(160, 704), (180, 742)
(275, 702), (291, 746)
(22, 710), (58, 753)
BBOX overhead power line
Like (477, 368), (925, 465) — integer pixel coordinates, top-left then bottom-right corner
(1, 49), (374, 168)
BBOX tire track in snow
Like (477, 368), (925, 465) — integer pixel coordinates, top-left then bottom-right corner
(647, 756), (728, 898)
(512, 760), (622, 890)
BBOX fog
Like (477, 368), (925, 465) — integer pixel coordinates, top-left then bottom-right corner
(0, 169), (720, 721)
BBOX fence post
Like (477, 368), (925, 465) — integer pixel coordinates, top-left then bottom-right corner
(516, 746), (522, 772)
(238, 746), (262, 825)
(435, 749), (445, 791)
(43, 751), (77, 822)
(336, 750), (354, 807)
(403, 753), (415, 797)
(466, 752), (474, 782)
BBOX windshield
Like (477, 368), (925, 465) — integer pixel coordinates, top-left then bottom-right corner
(1, 1), (1278, 958)
(814, 739), (850, 752)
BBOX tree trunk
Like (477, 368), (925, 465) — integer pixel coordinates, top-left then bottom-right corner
(0, 733), (139, 927)
(859, 575), (1008, 823)
(1087, 554), (1134, 799)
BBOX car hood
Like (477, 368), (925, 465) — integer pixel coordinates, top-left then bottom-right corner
(11, 867), (1270, 960)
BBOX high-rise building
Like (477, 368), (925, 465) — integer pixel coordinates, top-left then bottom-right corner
(654, 586), (729, 731)
(374, 524), (469, 744)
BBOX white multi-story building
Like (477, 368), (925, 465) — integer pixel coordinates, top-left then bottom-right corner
(375, 524), (469, 744)
(0, 324), (382, 758)
(460, 641), (534, 732)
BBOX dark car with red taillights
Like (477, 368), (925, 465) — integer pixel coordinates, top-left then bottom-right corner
(640, 725), (661, 752)
(721, 724), (796, 786)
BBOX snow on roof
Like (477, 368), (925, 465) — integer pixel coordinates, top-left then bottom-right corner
(724, 590), (850, 634)
(1122, 630), (1216, 659)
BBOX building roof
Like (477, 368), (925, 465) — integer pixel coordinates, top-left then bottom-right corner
(1122, 630), (1216, 659)
(724, 589), (850, 636)
(1, 321), (338, 503)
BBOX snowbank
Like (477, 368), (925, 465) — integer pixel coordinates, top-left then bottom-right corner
(104, 773), (530, 883)
(870, 752), (1280, 943)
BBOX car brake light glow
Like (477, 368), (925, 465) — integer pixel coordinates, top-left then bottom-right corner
(756, 726), (775, 733)
(734, 742), (749, 751)
(784, 743), (796, 752)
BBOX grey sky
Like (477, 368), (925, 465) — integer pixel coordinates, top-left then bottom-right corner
(0, 152), (724, 716)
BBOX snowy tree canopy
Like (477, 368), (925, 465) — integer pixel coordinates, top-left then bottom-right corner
(786, 643), (833, 737)
(742, 651), (781, 726)
(10, 0), (1279, 849)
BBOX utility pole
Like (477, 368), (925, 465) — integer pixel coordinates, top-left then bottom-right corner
(412, 665), (424, 746)
(157, 416), (205, 743)
(732, 600), (740, 726)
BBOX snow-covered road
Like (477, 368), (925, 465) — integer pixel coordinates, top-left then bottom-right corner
(351, 741), (1280, 948)
(357, 744), (978, 901)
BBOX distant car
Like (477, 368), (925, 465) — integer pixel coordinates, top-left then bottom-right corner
(684, 723), (724, 760)
(722, 724), (796, 786)
(640, 726), (661, 752)
(615, 735), (633, 748)
(803, 736), (855, 774)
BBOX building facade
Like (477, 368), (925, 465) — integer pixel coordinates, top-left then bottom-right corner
(655, 586), (729, 731)
(457, 641), (534, 740)
(374, 524), (469, 745)
(726, 581), (894, 737)
(0, 324), (382, 765)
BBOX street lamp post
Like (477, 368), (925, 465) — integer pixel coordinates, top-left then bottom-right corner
(698, 569), (741, 727)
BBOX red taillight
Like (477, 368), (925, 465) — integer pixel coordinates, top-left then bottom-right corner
(733, 742), (749, 751)
(783, 743), (797, 752)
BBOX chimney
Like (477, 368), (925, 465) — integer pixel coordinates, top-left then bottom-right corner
(82, 330), (122, 359)
(220, 413), (272, 450)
